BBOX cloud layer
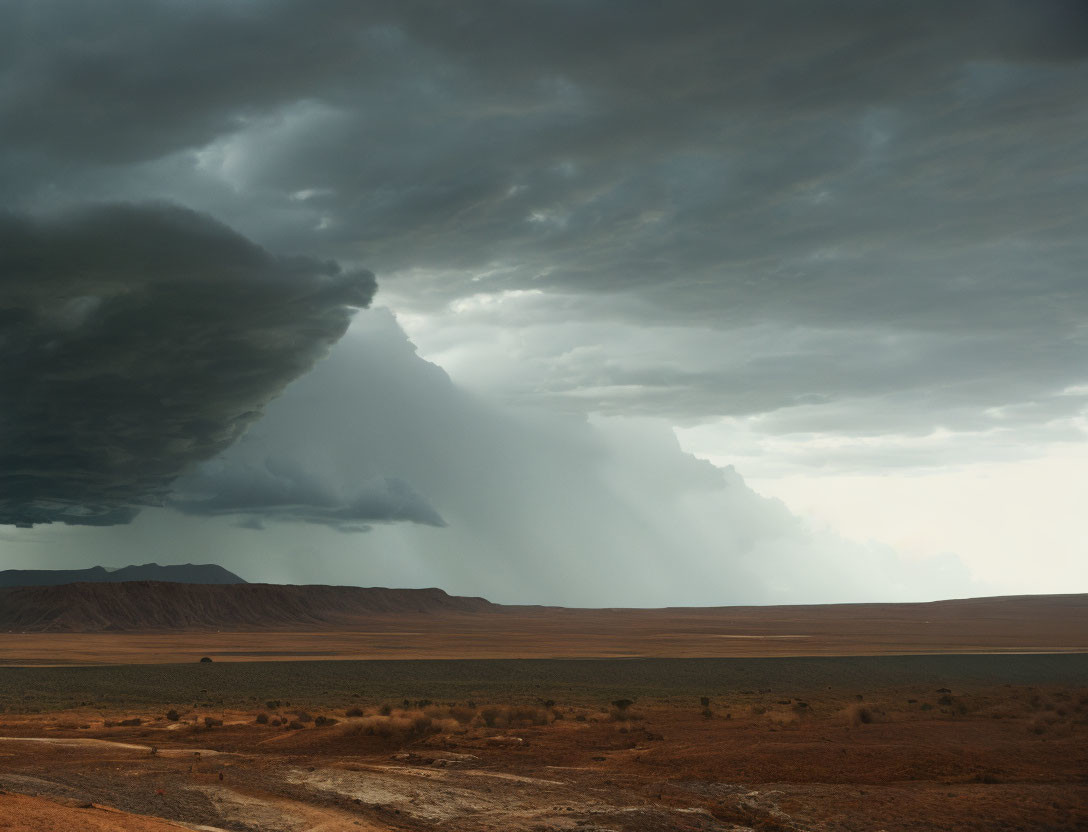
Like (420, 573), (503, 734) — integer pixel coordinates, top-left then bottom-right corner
(2, 1), (1083, 470)
(0, 203), (375, 526)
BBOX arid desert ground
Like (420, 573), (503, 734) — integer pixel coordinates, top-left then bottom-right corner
(1, 593), (1086, 831)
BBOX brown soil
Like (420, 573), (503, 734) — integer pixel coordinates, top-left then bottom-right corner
(2, 592), (1084, 665)
(0, 793), (196, 831)
(0, 683), (1084, 831)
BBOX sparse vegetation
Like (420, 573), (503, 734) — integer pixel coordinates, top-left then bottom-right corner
(0, 656), (1083, 713)
(845, 704), (880, 726)
(350, 714), (436, 741)
(447, 704), (476, 724)
(609, 698), (635, 721)
(1, 681), (1082, 832)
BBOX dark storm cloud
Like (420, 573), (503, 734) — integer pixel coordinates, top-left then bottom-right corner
(0, 203), (375, 527)
(1, 0), (1085, 449)
(169, 457), (445, 532)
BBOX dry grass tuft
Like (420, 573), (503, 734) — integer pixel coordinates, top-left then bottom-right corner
(349, 714), (437, 741)
(448, 705), (477, 724)
(845, 704), (874, 726)
(767, 710), (800, 726)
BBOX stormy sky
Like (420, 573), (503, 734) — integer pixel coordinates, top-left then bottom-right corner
(1, 1), (1085, 604)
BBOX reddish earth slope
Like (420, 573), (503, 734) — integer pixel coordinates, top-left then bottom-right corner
(0, 582), (494, 631)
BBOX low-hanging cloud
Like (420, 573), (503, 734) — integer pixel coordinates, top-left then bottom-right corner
(169, 456), (444, 532)
(0, 202), (376, 527)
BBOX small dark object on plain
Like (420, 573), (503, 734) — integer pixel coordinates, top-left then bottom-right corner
(199, 657), (213, 663)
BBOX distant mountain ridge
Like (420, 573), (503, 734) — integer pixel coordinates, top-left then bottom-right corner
(0, 563), (246, 588)
(0, 582), (495, 631)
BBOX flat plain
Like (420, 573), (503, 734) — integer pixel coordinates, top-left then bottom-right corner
(0, 594), (1085, 831)
(3, 592), (1085, 665)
